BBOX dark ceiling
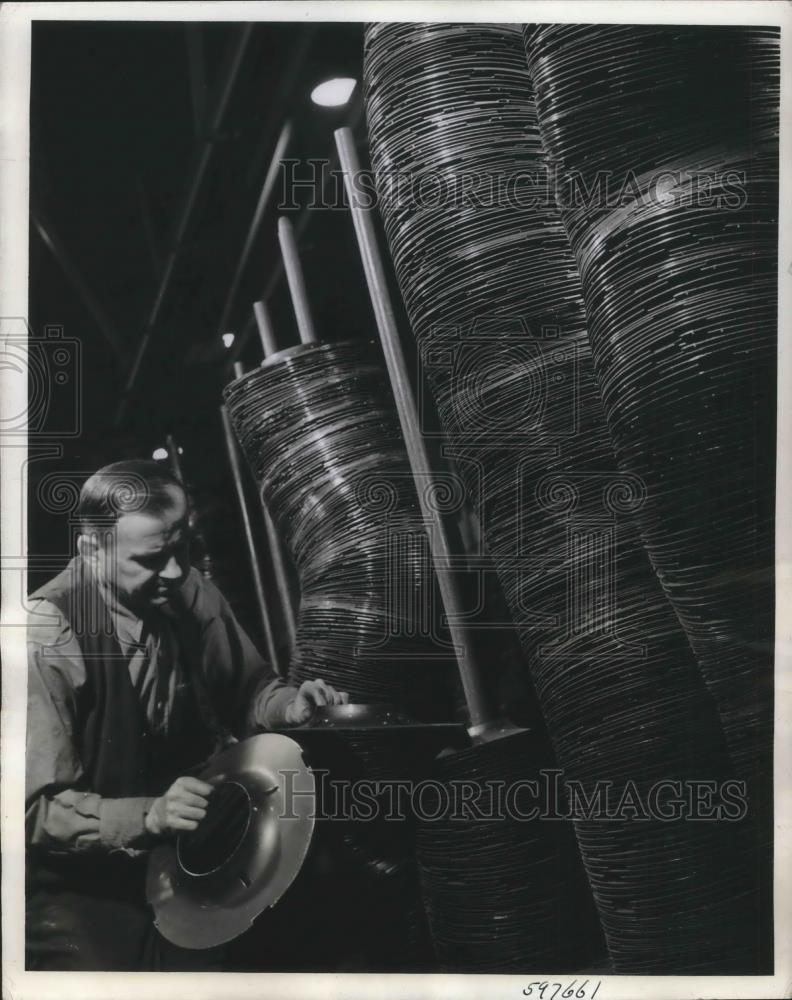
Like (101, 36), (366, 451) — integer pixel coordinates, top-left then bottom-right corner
(30, 19), (373, 446)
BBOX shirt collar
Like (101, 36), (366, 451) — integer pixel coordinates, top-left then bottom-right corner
(79, 555), (188, 650)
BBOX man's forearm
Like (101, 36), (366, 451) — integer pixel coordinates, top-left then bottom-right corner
(27, 789), (156, 856)
(251, 678), (300, 731)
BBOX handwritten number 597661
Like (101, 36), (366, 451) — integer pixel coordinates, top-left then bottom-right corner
(523, 980), (601, 999)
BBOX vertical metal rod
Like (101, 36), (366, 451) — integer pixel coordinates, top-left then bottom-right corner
(247, 312), (298, 648)
(217, 121), (293, 336)
(262, 505), (297, 650)
(167, 431), (216, 583)
(253, 300), (278, 359)
(229, 95), (364, 363)
(334, 126), (494, 733)
(220, 404), (283, 674)
(165, 433), (185, 482)
(277, 215), (318, 345)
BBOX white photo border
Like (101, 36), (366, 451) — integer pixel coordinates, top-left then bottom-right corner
(2, 3), (789, 999)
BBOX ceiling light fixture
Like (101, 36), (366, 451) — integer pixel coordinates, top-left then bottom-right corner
(310, 77), (357, 108)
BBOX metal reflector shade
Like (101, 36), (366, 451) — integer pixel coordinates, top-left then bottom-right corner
(146, 734), (315, 949)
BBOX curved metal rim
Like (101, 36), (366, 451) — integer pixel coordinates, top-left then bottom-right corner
(146, 734), (316, 949)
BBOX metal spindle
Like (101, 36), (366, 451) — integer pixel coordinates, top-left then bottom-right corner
(334, 126), (499, 736)
(277, 215), (318, 345)
(220, 402), (282, 674)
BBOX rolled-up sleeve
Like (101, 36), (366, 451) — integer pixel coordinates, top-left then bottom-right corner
(186, 571), (298, 734)
(26, 602), (154, 856)
(218, 612), (298, 731)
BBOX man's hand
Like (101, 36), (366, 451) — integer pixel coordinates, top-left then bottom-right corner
(284, 678), (349, 726)
(144, 776), (215, 837)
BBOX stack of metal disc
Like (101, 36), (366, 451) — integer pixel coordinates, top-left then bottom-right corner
(365, 21), (763, 972)
(225, 338), (444, 712)
(225, 338), (452, 948)
(415, 731), (591, 972)
(523, 24), (778, 795)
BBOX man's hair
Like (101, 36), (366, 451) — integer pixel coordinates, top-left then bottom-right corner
(77, 459), (186, 535)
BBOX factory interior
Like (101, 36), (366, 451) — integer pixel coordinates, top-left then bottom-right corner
(27, 18), (777, 975)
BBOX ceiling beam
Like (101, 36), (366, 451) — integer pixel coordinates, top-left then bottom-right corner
(31, 204), (129, 364)
(114, 22), (254, 426)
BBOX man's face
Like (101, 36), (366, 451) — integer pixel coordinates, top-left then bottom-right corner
(88, 485), (191, 614)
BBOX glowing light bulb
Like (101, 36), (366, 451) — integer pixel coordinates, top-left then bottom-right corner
(152, 447), (168, 461)
(222, 332), (235, 348)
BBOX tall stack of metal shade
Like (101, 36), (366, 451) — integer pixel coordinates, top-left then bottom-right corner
(225, 328), (585, 972)
(523, 22), (777, 798)
(224, 338), (442, 716)
(364, 21), (765, 972)
(524, 24), (777, 970)
(414, 731), (593, 972)
(225, 338), (441, 955)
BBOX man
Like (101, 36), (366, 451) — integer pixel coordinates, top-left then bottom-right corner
(26, 459), (347, 971)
